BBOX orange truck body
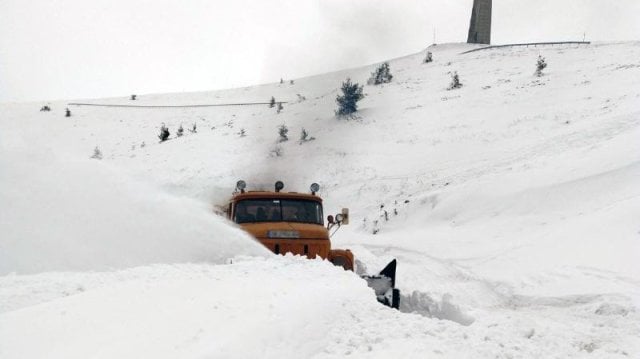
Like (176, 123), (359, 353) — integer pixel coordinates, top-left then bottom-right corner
(225, 182), (400, 309)
(227, 190), (355, 270)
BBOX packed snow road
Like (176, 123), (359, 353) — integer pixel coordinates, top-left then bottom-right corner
(2, 257), (638, 358)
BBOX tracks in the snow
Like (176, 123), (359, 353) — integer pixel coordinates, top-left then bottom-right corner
(360, 242), (638, 329)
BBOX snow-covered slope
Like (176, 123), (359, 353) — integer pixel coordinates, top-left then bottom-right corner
(1, 42), (639, 358)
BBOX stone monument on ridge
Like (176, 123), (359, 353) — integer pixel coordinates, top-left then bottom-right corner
(467, 0), (492, 44)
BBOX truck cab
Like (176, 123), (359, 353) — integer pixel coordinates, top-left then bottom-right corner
(228, 181), (355, 270)
(227, 180), (399, 309)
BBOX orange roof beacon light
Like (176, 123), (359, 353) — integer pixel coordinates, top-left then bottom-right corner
(226, 180), (400, 309)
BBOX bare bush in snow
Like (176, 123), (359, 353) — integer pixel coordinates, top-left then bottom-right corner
(535, 55), (548, 77)
(270, 145), (283, 157)
(90, 146), (103, 160)
(278, 124), (288, 142)
(447, 71), (462, 90)
(424, 51), (433, 63)
(299, 128), (315, 144)
(158, 124), (170, 142)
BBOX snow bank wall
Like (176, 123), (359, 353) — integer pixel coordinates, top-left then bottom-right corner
(0, 128), (268, 275)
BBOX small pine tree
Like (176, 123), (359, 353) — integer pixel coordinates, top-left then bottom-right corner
(535, 55), (547, 77)
(269, 96), (276, 108)
(238, 128), (246, 137)
(299, 128), (316, 144)
(278, 124), (288, 142)
(424, 51), (433, 63)
(335, 78), (364, 117)
(65, 108), (71, 117)
(130, 94), (137, 100)
(280, 78), (284, 84)
(290, 79), (294, 85)
(447, 71), (462, 90)
(368, 62), (393, 85)
(189, 123), (197, 133)
(158, 124), (170, 142)
(90, 146), (103, 159)
(276, 102), (283, 114)
(176, 124), (184, 137)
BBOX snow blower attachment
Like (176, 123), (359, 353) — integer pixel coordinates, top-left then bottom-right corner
(227, 180), (400, 309)
(362, 260), (400, 309)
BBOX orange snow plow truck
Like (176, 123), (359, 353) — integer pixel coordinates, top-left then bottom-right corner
(227, 180), (400, 309)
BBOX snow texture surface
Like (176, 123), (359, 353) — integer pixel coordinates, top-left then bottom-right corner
(1, 42), (639, 358)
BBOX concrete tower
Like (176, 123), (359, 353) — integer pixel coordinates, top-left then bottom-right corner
(467, 0), (492, 44)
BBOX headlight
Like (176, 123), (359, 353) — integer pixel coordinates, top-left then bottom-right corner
(236, 180), (246, 190)
(310, 183), (320, 194)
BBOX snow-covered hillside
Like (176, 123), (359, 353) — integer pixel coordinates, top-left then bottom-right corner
(1, 42), (639, 358)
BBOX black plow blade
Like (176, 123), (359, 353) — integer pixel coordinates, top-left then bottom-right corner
(362, 259), (400, 309)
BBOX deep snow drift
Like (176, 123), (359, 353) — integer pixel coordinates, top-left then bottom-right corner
(0, 128), (267, 275)
(1, 42), (639, 358)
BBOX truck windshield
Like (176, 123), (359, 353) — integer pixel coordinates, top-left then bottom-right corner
(234, 199), (323, 225)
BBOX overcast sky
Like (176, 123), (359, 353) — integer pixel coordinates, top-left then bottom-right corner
(1, 0), (638, 103)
